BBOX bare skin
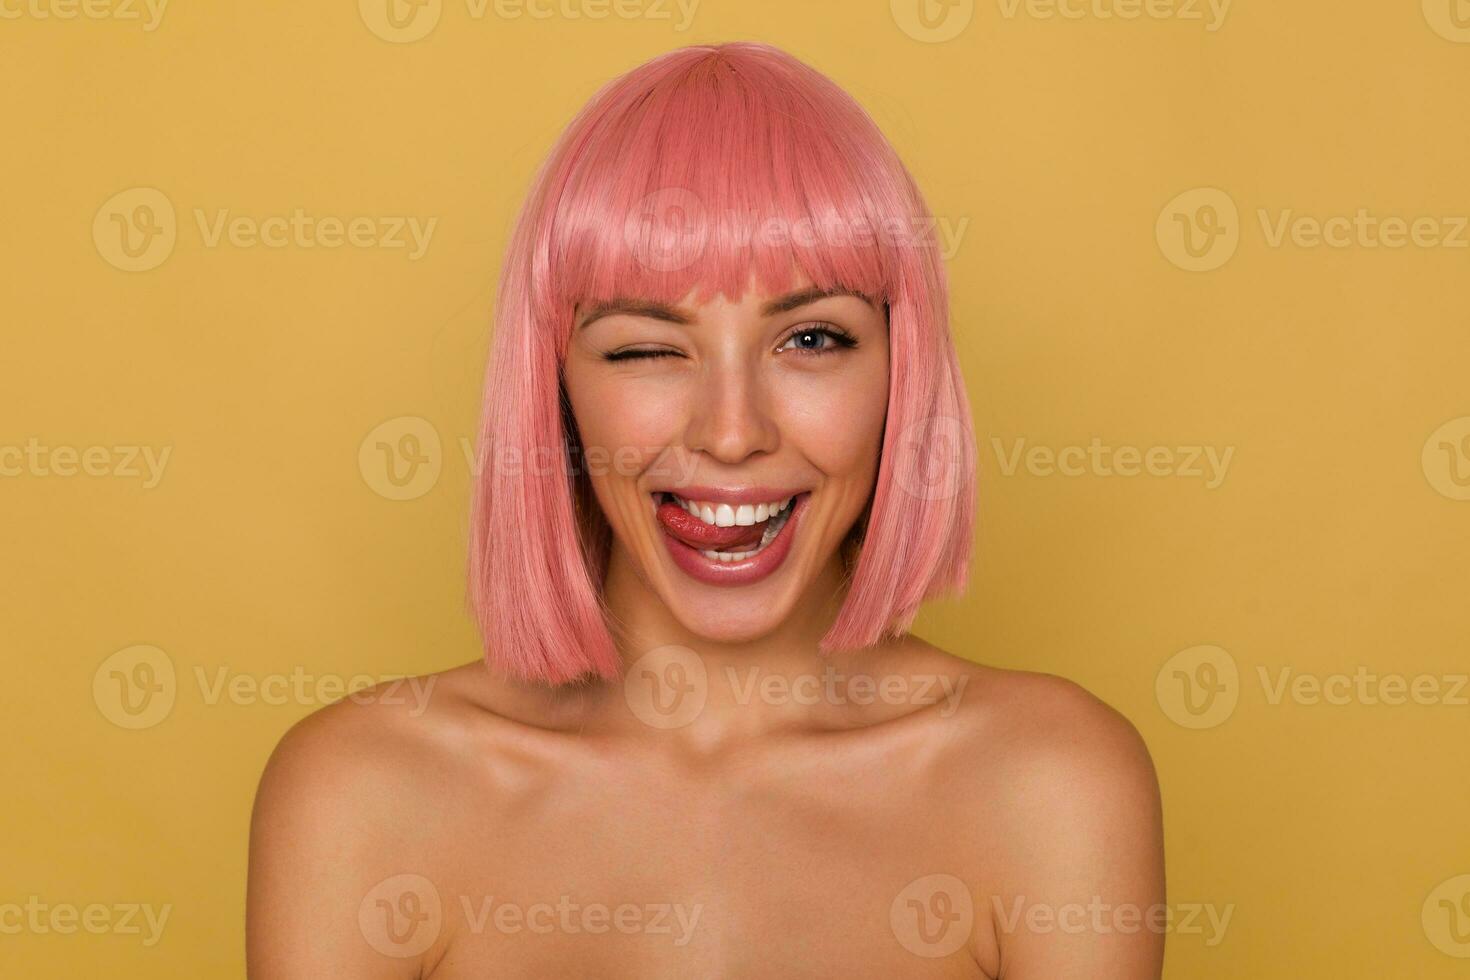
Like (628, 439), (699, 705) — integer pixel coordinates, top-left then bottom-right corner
(247, 276), (1165, 978)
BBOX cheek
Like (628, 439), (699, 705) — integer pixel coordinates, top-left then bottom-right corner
(563, 369), (686, 484)
(774, 355), (889, 483)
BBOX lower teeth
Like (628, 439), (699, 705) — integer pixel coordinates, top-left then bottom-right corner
(698, 501), (793, 563)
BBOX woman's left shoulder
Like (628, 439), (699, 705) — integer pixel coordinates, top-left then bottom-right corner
(896, 636), (1159, 797)
(901, 640), (1165, 916)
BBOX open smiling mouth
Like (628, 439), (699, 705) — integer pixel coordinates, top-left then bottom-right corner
(652, 491), (811, 586)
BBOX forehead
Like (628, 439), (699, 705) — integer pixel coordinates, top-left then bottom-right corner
(574, 267), (879, 327)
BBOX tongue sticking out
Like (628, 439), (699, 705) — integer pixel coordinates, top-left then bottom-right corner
(656, 499), (769, 551)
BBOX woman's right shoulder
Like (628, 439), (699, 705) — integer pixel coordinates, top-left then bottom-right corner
(245, 661), (531, 975)
(251, 660), (516, 818)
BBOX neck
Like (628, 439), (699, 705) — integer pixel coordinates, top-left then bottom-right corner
(590, 542), (866, 746)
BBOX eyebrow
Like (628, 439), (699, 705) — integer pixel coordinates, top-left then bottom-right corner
(575, 286), (874, 330)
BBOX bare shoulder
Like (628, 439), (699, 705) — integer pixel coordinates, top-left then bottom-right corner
(894, 635), (1157, 793)
(895, 638), (1165, 976)
(252, 664), (476, 820)
(244, 661), (535, 978)
(974, 665), (1161, 860)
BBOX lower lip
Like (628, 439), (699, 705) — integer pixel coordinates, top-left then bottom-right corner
(659, 493), (809, 587)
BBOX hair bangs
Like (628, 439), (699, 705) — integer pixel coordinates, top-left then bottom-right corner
(535, 46), (921, 328)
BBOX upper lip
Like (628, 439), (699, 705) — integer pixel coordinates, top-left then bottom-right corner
(650, 486), (809, 505)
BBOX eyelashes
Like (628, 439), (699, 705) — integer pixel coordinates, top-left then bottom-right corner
(602, 345), (676, 359)
(780, 323), (859, 355)
(603, 323), (859, 362)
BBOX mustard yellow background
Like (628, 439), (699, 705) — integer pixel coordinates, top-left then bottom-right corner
(3, 0), (1469, 975)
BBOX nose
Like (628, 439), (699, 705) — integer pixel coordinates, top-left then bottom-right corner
(682, 358), (780, 465)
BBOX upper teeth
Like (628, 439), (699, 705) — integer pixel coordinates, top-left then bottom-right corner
(671, 495), (793, 527)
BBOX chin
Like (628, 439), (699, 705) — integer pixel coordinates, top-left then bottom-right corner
(662, 598), (797, 646)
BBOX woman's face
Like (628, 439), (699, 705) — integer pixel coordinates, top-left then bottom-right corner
(561, 273), (891, 643)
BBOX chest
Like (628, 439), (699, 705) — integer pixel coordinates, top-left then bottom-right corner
(422, 757), (993, 978)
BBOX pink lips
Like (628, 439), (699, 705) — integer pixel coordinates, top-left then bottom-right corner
(655, 491), (809, 587)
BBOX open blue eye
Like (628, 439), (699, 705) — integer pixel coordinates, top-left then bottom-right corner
(778, 324), (859, 355)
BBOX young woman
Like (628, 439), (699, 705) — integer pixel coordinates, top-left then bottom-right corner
(247, 42), (1164, 979)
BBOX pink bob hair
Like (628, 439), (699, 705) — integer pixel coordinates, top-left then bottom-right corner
(468, 42), (976, 685)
